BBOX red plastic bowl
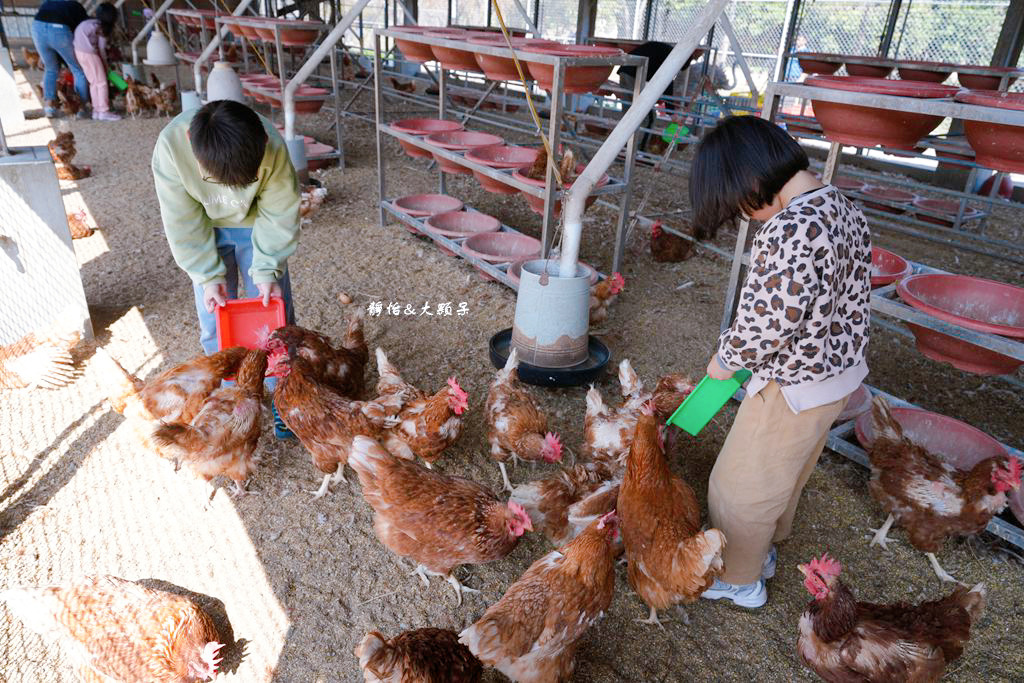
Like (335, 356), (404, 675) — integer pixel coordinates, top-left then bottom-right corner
(512, 163), (609, 216)
(843, 57), (892, 78)
(854, 406), (1008, 468)
(465, 145), (539, 193)
(832, 176), (865, 192)
(797, 52), (843, 75)
(427, 29), (480, 72)
(470, 36), (530, 80)
(304, 142), (334, 170)
(215, 297), (286, 351)
(524, 44), (622, 94)
(424, 210), (500, 255)
(463, 233), (541, 279)
(393, 26), (454, 63)
(862, 186), (916, 213)
(507, 258), (599, 287)
(956, 90), (1024, 173)
(871, 246), (913, 287)
(424, 131), (504, 174)
(897, 60), (956, 83)
(805, 76), (958, 149)
(392, 118), (464, 159)
(958, 66), (1018, 90)
(393, 194), (465, 231)
(835, 383), (872, 423)
(912, 197), (983, 226)
(897, 274), (1024, 375)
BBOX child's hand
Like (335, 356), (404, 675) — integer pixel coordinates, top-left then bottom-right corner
(706, 355), (735, 381)
(256, 282), (282, 307)
(203, 283), (226, 313)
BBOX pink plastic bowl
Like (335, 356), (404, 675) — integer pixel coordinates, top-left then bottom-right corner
(912, 197), (983, 227)
(843, 57), (893, 78)
(870, 246), (913, 288)
(958, 66), (1018, 90)
(427, 29), (480, 72)
(465, 145), (539, 193)
(832, 176), (865, 192)
(424, 210), (501, 238)
(393, 26), (456, 63)
(797, 52), (843, 75)
(392, 118), (464, 159)
(897, 59), (955, 83)
(394, 193), (464, 218)
(862, 186), (916, 213)
(835, 384), (872, 423)
(512, 163), (609, 216)
(304, 142), (333, 170)
(462, 232), (541, 266)
(897, 274), (1024, 375)
(956, 90), (1024, 173)
(424, 131), (504, 174)
(524, 44), (622, 94)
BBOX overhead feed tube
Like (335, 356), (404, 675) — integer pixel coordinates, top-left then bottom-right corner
(283, 0), (374, 141)
(558, 0), (732, 278)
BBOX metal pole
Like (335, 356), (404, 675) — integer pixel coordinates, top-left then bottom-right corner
(542, 61), (565, 259)
(771, 0), (801, 83)
(718, 14), (758, 99)
(891, 0), (913, 60)
(375, 32), (386, 226)
(131, 0), (177, 65)
(641, 0), (654, 40)
(612, 58), (646, 274)
(877, 0), (904, 57)
(509, 0), (541, 37)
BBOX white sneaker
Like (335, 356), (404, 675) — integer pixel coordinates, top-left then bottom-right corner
(93, 111), (121, 121)
(700, 578), (767, 609)
(762, 545), (777, 580)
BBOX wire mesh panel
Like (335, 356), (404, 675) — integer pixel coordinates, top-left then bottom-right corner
(594, 0), (644, 39)
(450, 0), (487, 29)
(891, 0), (1009, 65)
(538, 0), (579, 41)
(797, 0), (892, 56)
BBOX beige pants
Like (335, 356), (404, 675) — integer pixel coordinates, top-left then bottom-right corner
(708, 381), (848, 584)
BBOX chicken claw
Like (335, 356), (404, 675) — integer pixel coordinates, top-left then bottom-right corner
(311, 473), (333, 499)
(410, 564), (431, 587)
(868, 514), (896, 550)
(926, 553), (960, 584)
(446, 573), (480, 607)
(635, 606), (666, 629)
(498, 463), (513, 493)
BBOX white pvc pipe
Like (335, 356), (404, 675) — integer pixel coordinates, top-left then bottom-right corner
(131, 0), (176, 66)
(283, 0), (374, 140)
(558, 0), (732, 277)
(193, 0), (256, 99)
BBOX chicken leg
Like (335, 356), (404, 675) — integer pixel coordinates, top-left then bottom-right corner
(926, 552), (959, 584)
(445, 573), (480, 606)
(636, 605), (666, 629)
(498, 462), (513, 492)
(869, 514), (896, 549)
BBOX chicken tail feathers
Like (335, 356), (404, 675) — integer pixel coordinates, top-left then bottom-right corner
(0, 587), (67, 643)
(348, 435), (394, 483)
(495, 347), (519, 384)
(151, 423), (204, 455)
(961, 583), (986, 623)
(617, 359), (641, 398)
(92, 347), (143, 413)
(870, 395), (904, 445)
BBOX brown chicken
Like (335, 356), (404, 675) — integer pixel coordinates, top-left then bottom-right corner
(797, 554), (986, 683)
(374, 348), (469, 467)
(0, 314), (80, 389)
(22, 47), (41, 70)
(618, 406), (726, 626)
(486, 348), (563, 491)
(582, 358), (651, 473)
(652, 373), (697, 454)
(151, 349), (267, 495)
(272, 353), (397, 498)
(94, 346), (247, 453)
(589, 272), (625, 325)
(300, 184), (328, 221)
(56, 73), (83, 117)
(48, 131), (77, 164)
(1, 575), (223, 682)
(267, 313), (367, 398)
(523, 146), (576, 185)
(348, 435), (532, 604)
(389, 76), (416, 93)
(867, 396), (1022, 582)
(511, 461), (617, 547)
(650, 220), (694, 262)
(459, 511), (618, 682)
(355, 628), (482, 683)
(67, 209), (95, 239)
(124, 75), (150, 118)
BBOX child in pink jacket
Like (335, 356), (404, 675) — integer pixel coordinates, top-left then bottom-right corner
(73, 2), (120, 121)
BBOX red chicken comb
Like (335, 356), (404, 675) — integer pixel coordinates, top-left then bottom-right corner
(447, 377), (469, 415)
(610, 272), (625, 294)
(650, 221), (663, 236)
(596, 510), (618, 530)
(189, 641), (223, 681)
(542, 432), (563, 462)
(995, 457), (1022, 489)
(507, 501), (534, 534)
(804, 553), (842, 580)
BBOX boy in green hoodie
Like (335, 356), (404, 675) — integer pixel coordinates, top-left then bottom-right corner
(152, 99), (299, 354)
(152, 99), (299, 438)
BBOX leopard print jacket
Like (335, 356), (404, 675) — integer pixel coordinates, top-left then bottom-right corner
(718, 186), (871, 387)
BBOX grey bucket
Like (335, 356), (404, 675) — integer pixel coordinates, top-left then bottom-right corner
(511, 259), (591, 368)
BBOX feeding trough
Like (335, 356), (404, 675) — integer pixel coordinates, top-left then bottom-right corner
(507, 258), (599, 288)
(393, 26), (451, 63)
(423, 211), (500, 256)
(871, 246), (913, 288)
(424, 131), (504, 174)
(897, 60), (955, 83)
(831, 176), (865, 193)
(958, 66), (1018, 90)
(956, 90), (1024, 173)
(897, 274), (1024, 375)
(523, 44), (623, 94)
(913, 197), (983, 226)
(470, 36), (557, 81)
(862, 186), (916, 213)
(805, 76), (959, 150)
(428, 29), (481, 72)
(275, 20), (321, 46)
(465, 145), (539, 194)
(510, 259), (592, 367)
(843, 57), (892, 78)
(512, 164), (609, 216)
(796, 52), (843, 75)
(304, 141), (334, 170)
(392, 118), (464, 159)
(394, 194), (464, 234)
(462, 232), (541, 281)
(490, 328), (609, 387)
(834, 384), (871, 423)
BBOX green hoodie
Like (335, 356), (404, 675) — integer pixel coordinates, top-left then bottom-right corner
(151, 108), (300, 287)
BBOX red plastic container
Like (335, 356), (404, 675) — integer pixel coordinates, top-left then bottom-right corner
(304, 141), (334, 170)
(216, 297), (286, 351)
(855, 405), (1008, 466)
(523, 44), (622, 94)
(870, 246), (913, 288)
(394, 193), (464, 217)
(391, 118), (464, 159)
(796, 52), (843, 75)
(861, 186), (916, 213)
(428, 29), (480, 72)
(424, 131), (504, 174)
(912, 197), (983, 227)
(469, 36), (557, 81)
(843, 57), (892, 78)
(897, 274), (1024, 375)
(393, 26), (452, 63)
(956, 90), (1024, 173)
(465, 145), (539, 193)
(834, 383), (871, 423)
(424, 210), (500, 255)
(805, 76), (959, 150)
(958, 66), (1018, 90)
(831, 176), (865, 193)
(897, 60), (955, 83)
(512, 163), (609, 216)
(462, 232), (541, 281)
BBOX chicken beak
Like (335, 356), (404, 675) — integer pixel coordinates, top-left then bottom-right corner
(797, 563), (809, 578)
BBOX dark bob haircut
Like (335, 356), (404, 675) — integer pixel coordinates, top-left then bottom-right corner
(95, 2), (118, 32)
(189, 100), (268, 188)
(689, 115), (808, 239)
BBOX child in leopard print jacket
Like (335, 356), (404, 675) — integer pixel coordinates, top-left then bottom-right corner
(689, 116), (871, 608)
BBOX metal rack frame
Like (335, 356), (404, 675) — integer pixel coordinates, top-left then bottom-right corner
(373, 27), (646, 277)
(720, 81), (1024, 550)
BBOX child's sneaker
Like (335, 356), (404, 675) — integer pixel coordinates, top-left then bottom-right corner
(43, 104), (57, 117)
(762, 545), (777, 580)
(93, 110), (121, 121)
(701, 577), (767, 609)
(271, 403), (294, 440)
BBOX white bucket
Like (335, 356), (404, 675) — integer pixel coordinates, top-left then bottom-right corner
(180, 90), (201, 111)
(511, 259), (591, 368)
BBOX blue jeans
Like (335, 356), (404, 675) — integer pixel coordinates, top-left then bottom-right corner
(31, 21), (89, 104)
(192, 227), (295, 355)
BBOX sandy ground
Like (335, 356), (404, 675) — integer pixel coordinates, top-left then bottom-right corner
(1, 64), (1023, 683)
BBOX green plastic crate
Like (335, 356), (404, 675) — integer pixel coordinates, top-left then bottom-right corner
(666, 368), (752, 436)
(108, 70), (127, 92)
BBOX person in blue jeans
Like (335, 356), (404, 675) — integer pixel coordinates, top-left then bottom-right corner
(31, 0), (91, 118)
(152, 100), (299, 438)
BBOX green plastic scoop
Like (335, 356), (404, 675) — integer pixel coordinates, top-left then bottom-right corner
(666, 368), (752, 436)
